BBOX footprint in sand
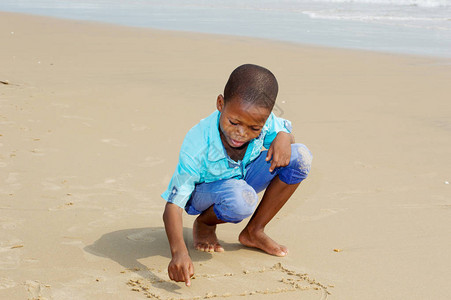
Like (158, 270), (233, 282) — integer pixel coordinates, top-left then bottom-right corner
(30, 147), (59, 157)
(139, 156), (165, 168)
(0, 121), (15, 127)
(51, 102), (70, 109)
(5, 172), (20, 184)
(62, 115), (93, 121)
(300, 208), (348, 222)
(30, 148), (45, 156)
(126, 229), (158, 243)
(41, 178), (63, 191)
(0, 216), (23, 230)
(3, 173), (21, 192)
(0, 277), (16, 289)
(0, 238), (24, 270)
(101, 138), (127, 147)
(131, 123), (149, 131)
(24, 280), (51, 299)
(62, 115), (93, 127)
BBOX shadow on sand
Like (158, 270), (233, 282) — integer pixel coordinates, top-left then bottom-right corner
(84, 226), (213, 293)
(84, 225), (250, 295)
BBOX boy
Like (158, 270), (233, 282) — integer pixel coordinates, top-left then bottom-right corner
(162, 64), (312, 286)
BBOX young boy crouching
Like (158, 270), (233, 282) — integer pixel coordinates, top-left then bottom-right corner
(162, 64), (312, 286)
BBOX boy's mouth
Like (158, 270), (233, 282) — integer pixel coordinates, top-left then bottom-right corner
(229, 137), (246, 148)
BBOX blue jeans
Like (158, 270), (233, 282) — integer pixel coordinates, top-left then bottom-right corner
(185, 143), (312, 223)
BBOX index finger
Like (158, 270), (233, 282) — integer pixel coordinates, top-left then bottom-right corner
(269, 157), (278, 173)
(266, 146), (273, 161)
(183, 266), (192, 287)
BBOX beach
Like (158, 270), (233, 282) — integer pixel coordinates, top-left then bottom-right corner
(1, 11), (451, 299)
(1, 0), (451, 57)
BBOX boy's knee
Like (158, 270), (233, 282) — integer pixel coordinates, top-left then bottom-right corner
(278, 144), (312, 184)
(214, 180), (258, 223)
(291, 143), (312, 174)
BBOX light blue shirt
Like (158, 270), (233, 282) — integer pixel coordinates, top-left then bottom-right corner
(161, 110), (292, 208)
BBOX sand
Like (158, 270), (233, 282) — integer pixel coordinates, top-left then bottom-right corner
(1, 11), (450, 300)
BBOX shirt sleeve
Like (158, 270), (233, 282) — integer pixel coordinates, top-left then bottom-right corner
(161, 150), (201, 209)
(263, 112), (293, 149)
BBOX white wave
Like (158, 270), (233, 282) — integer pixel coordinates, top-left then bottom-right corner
(303, 10), (450, 22)
(308, 0), (450, 8)
(302, 9), (451, 31)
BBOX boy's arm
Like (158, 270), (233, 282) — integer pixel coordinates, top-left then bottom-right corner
(163, 202), (194, 286)
(266, 131), (295, 172)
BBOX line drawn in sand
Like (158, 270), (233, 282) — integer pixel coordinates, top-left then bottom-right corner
(126, 263), (331, 299)
(85, 227), (333, 299)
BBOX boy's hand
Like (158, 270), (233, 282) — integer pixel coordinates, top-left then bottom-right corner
(168, 252), (194, 286)
(163, 202), (194, 286)
(266, 131), (293, 172)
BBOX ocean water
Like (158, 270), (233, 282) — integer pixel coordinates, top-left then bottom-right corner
(1, 0), (450, 57)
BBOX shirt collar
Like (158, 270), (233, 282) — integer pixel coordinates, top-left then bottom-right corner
(207, 111), (228, 162)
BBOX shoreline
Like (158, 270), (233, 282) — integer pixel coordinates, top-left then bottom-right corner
(1, 11), (451, 300)
(1, 10), (451, 60)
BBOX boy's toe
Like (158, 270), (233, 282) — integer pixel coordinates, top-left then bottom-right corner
(195, 242), (206, 252)
(275, 245), (288, 256)
(194, 242), (224, 253)
(214, 244), (225, 252)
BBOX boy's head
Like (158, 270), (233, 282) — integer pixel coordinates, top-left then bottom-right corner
(223, 64), (278, 110)
(217, 64), (278, 149)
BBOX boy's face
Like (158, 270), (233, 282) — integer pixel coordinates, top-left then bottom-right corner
(217, 95), (271, 148)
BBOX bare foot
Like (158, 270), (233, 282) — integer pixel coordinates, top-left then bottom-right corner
(193, 218), (224, 253)
(239, 227), (288, 257)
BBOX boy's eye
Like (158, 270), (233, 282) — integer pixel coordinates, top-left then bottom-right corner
(251, 127), (261, 132)
(229, 120), (238, 126)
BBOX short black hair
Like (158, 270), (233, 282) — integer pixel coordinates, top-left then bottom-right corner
(223, 64), (278, 109)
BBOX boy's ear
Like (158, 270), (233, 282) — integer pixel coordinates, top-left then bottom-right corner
(216, 95), (225, 112)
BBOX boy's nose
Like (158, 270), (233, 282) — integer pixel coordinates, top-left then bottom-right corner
(237, 127), (246, 137)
